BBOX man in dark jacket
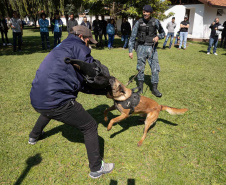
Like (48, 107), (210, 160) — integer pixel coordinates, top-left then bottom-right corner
(81, 16), (91, 29)
(67, 13), (78, 33)
(101, 15), (108, 46)
(207, 18), (221, 55)
(51, 12), (63, 47)
(121, 17), (131, 49)
(29, 25), (114, 178)
(92, 15), (103, 47)
(0, 14), (11, 46)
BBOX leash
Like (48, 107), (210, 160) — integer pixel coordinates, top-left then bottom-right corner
(126, 42), (156, 87)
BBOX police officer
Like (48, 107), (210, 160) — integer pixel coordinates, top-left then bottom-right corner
(128, 5), (165, 97)
(28, 25), (114, 178)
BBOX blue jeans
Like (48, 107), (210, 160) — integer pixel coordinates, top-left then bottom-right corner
(108, 34), (114, 48)
(179, 32), (188, 49)
(207, 37), (218, 53)
(54, 32), (61, 47)
(163, 32), (174, 48)
(121, 35), (129, 48)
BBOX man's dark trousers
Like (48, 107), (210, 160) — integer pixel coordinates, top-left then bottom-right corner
(41, 32), (50, 49)
(13, 32), (22, 51)
(29, 99), (102, 172)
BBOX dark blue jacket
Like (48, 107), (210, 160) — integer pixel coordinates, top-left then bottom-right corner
(30, 34), (96, 110)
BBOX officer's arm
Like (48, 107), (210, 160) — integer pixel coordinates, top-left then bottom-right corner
(156, 20), (165, 40)
(128, 21), (139, 53)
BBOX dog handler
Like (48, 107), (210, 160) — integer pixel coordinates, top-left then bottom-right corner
(29, 25), (114, 178)
(128, 5), (165, 97)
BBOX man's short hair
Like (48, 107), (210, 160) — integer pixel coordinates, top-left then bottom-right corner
(41, 13), (46, 17)
(172, 17), (175, 19)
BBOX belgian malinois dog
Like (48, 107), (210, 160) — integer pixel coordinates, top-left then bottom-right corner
(104, 77), (188, 146)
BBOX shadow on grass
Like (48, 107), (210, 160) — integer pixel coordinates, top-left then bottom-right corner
(14, 153), (42, 185)
(110, 179), (135, 185)
(42, 124), (105, 158)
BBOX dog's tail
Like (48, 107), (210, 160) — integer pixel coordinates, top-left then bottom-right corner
(161, 105), (188, 115)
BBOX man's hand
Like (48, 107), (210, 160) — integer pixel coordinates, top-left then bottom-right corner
(129, 53), (133, 59)
(153, 36), (159, 43)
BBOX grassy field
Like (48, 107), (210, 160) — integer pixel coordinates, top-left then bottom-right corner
(0, 28), (225, 185)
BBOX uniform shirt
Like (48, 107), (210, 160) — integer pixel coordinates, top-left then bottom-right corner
(39, 18), (49, 32)
(10, 17), (22, 32)
(30, 34), (95, 110)
(128, 17), (165, 53)
(180, 21), (190, 32)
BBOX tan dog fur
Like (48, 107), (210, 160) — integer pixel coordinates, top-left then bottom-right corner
(105, 77), (188, 146)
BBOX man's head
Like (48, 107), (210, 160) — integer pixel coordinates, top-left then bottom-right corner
(55, 12), (60, 19)
(70, 14), (74, 20)
(70, 25), (97, 45)
(101, 15), (105, 20)
(172, 17), (175, 23)
(215, 18), (219, 23)
(184, 15), (188, 21)
(143, 5), (153, 20)
(41, 13), (46, 19)
(123, 18), (127, 22)
(95, 15), (99, 20)
(13, 11), (18, 18)
(83, 16), (87, 22)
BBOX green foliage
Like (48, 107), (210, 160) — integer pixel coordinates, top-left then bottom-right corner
(0, 28), (226, 184)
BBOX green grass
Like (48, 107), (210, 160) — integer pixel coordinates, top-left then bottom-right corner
(0, 28), (225, 185)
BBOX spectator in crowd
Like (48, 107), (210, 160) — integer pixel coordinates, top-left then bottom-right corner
(9, 11), (23, 52)
(174, 30), (180, 45)
(220, 20), (226, 48)
(106, 19), (115, 50)
(179, 15), (189, 50)
(67, 13), (78, 33)
(163, 17), (176, 49)
(51, 12), (63, 47)
(39, 13), (50, 50)
(0, 14), (11, 46)
(92, 15), (103, 47)
(81, 16), (91, 29)
(121, 17), (131, 49)
(207, 18), (221, 55)
(101, 15), (108, 46)
(28, 25), (114, 179)
(128, 5), (165, 97)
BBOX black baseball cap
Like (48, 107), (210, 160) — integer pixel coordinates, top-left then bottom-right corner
(143, 5), (153, 13)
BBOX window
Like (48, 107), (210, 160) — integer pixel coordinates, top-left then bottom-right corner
(217, 9), (223, 16)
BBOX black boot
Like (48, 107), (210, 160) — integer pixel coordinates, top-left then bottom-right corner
(137, 80), (144, 94)
(151, 83), (162, 97)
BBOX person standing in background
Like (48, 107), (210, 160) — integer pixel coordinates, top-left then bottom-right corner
(106, 19), (115, 50)
(0, 14), (11, 46)
(178, 15), (189, 50)
(101, 15), (108, 46)
(207, 18), (221, 55)
(67, 13), (78, 33)
(9, 11), (23, 52)
(51, 12), (63, 48)
(39, 13), (50, 50)
(121, 17), (131, 49)
(220, 20), (226, 48)
(163, 17), (176, 49)
(92, 16), (103, 47)
(81, 16), (91, 29)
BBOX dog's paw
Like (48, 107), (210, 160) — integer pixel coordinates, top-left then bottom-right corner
(137, 141), (142, 147)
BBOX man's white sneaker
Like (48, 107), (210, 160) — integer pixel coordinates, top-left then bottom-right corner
(89, 161), (114, 178)
(207, 52), (210, 54)
(214, 53), (218, 55)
